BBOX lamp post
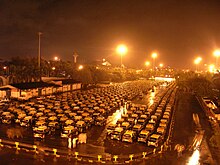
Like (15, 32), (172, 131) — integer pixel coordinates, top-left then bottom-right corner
(209, 64), (215, 73)
(3, 66), (7, 75)
(38, 32), (42, 69)
(213, 49), (220, 69)
(194, 57), (202, 72)
(151, 52), (158, 71)
(116, 44), (127, 68)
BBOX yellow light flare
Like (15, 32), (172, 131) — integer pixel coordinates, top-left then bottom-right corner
(54, 56), (59, 61)
(78, 65), (83, 70)
(151, 52), (158, 59)
(145, 61), (150, 66)
(213, 49), (220, 57)
(116, 44), (128, 56)
(159, 63), (164, 67)
(209, 64), (215, 73)
(187, 149), (200, 165)
(194, 57), (202, 65)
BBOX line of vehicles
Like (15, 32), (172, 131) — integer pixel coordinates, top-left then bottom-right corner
(107, 83), (177, 147)
(0, 80), (159, 141)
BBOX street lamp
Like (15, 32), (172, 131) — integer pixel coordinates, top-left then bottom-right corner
(78, 65), (83, 70)
(208, 64), (215, 73)
(54, 56), (59, 61)
(194, 57), (202, 72)
(116, 44), (127, 68)
(151, 52), (158, 71)
(38, 32), (42, 69)
(159, 63), (164, 68)
(213, 49), (220, 69)
(3, 66), (7, 75)
(145, 61), (150, 67)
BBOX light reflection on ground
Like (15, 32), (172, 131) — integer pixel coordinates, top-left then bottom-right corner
(187, 149), (200, 165)
(108, 105), (127, 125)
(149, 91), (155, 107)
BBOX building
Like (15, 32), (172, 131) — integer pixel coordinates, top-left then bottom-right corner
(0, 79), (81, 101)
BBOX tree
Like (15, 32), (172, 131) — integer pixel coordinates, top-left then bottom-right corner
(78, 66), (93, 89)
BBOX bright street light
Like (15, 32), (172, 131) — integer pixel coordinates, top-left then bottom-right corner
(145, 61), (150, 67)
(159, 63), (164, 68)
(151, 52), (158, 71)
(54, 56), (59, 61)
(209, 64), (215, 73)
(194, 57), (202, 65)
(116, 44), (127, 68)
(194, 57), (202, 72)
(151, 52), (158, 59)
(213, 49), (220, 57)
(213, 49), (220, 68)
(78, 65), (83, 70)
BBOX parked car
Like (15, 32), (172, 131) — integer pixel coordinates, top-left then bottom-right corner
(95, 116), (106, 126)
(61, 125), (78, 138)
(122, 130), (137, 143)
(76, 120), (87, 133)
(33, 126), (49, 139)
(111, 127), (124, 141)
(148, 134), (162, 147)
(145, 123), (155, 133)
(20, 116), (32, 127)
(138, 129), (150, 143)
(156, 126), (166, 139)
(132, 124), (143, 134)
(121, 122), (131, 130)
(106, 123), (117, 135)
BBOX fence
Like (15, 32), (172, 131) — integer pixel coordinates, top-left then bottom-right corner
(0, 138), (165, 164)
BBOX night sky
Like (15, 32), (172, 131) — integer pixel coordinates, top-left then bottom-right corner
(0, 0), (220, 68)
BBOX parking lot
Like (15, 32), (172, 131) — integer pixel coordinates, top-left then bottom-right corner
(0, 80), (177, 157)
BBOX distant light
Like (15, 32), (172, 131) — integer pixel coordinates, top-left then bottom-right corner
(52, 67), (56, 70)
(116, 44), (128, 56)
(145, 61), (150, 66)
(3, 66), (7, 70)
(54, 56), (59, 61)
(136, 69), (142, 73)
(213, 49), (220, 57)
(209, 64), (215, 73)
(194, 57), (202, 65)
(78, 65), (83, 70)
(151, 52), (158, 59)
(159, 63), (164, 67)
